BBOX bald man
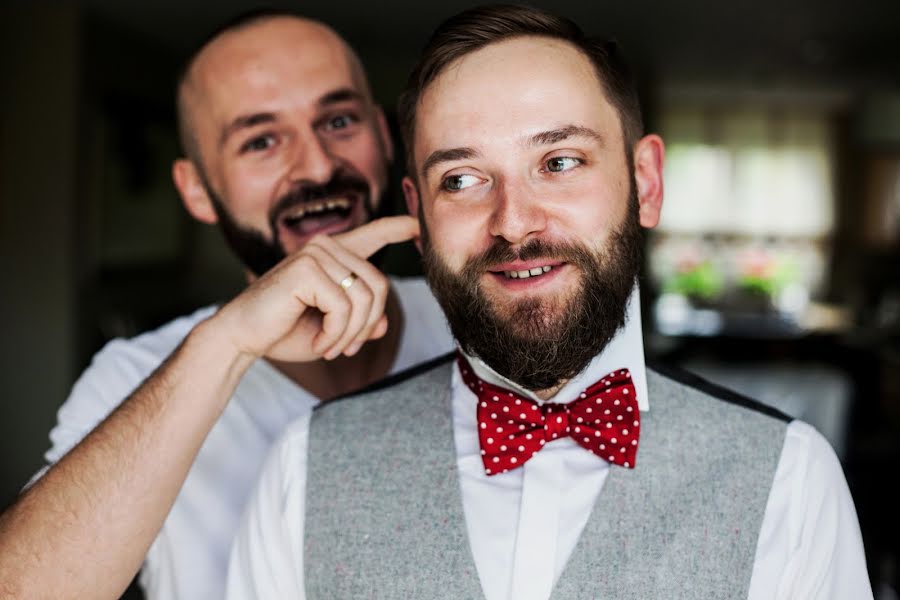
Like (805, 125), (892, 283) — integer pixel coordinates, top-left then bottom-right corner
(0, 10), (451, 599)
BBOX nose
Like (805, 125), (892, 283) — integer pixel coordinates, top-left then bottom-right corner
(287, 129), (337, 184)
(487, 180), (548, 245)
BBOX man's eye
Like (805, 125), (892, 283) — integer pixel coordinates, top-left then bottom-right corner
(441, 174), (480, 191)
(240, 135), (275, 154)
(324, 114), (358, 131)
(546, 157), (581, 172)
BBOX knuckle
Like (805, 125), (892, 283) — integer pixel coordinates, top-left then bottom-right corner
(355, 284), (374, 303)
(371, 277), (389, 297)
(337, 294), (353, 315)
(307, 233), (330, 247)
(294, 253), (316, 270)
(334, 289), (350, 308)
(295, 256), (323, 279)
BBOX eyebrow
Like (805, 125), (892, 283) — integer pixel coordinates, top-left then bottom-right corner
(420, 147), (480, 179)
(220, 112), (277, 148)
(528, 124), (604, 147)
(218, 89), (366, 148)
(318, 88), (365, 107)
(419, 124), (605, 179)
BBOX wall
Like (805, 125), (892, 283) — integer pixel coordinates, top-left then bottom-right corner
(0, 5), (82, 505)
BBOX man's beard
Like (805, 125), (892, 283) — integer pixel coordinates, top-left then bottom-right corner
(203, 168), (374, 277)
(422, 188), (644, 392)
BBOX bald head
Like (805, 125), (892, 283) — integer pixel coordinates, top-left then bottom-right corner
(170, 10), (393, 272)
(176, 13), (372, 168)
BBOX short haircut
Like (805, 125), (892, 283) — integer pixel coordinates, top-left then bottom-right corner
(397, 4), (644, 179)
(174, 8), (306, 165)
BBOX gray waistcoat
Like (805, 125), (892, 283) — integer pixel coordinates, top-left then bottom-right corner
(304, 356), (789, 599)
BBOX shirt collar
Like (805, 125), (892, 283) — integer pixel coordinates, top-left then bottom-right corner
(460, 284), (650, 412)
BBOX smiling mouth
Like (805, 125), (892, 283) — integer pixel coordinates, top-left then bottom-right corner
(487, 263), (563, 281)
(502, 265), (554, 279)
(279, 196), (356, 234)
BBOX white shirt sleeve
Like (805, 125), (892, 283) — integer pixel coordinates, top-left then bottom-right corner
(44, 341), (146, 464)
(22, 339), (158, 495)
(749, 420), (873, 599)
(40, 309), (213, 474)
(227, 415), (311, 600)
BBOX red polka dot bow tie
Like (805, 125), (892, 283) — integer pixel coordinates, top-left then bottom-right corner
(458, 354), (640, 476)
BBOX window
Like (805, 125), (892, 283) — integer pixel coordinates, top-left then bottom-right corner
(649, 104), (839, 336)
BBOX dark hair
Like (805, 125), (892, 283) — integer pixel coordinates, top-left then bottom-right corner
(175, 8), (306, 163)
(397, 4), (643, 178)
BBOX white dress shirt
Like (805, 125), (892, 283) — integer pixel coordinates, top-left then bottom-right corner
(227, 290), (873, 599)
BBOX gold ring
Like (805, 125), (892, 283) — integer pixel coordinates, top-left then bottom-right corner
(339, 273), (357, 290)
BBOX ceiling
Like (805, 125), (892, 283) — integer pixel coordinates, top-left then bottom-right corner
(85, 0), (899, 90)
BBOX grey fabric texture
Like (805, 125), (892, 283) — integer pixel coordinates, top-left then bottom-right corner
(549, 369), (786, 599)
(305, 358), (787, 599)
(305, 360), (482, 599)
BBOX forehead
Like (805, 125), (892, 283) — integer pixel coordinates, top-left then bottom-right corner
(415, 37), (621, 165)
(186, 18), (369, 126)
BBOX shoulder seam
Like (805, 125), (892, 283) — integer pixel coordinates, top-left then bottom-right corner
(647, 359), (792, 423)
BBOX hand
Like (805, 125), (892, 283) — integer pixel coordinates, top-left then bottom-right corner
(213, 216), (419, 363)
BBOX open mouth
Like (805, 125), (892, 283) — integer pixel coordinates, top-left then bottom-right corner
(488, 262), (564, 282)
(501, 265), (554, 279)
(279, 195), (357, 235)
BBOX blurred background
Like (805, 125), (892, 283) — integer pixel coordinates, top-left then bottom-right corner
(2, 0), (898, 596)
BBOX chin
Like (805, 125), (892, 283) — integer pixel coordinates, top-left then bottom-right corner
(490, 295), (572, 339)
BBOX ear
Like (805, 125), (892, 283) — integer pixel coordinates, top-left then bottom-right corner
(632, 134), (665, 229)
(374, 106), (394, 164)
(172, 159), (218, 225)
(402, 176), (423, 253)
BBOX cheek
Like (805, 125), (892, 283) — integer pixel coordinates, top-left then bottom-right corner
(337, 131), (389, 188)
(218, 165), (279, 224)
(553, 179), (630, 247)
(427, 202), (488, 272)
(559, 199), (611, 237)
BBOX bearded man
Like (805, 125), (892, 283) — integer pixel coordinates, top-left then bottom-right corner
(228, 5), (871, 599)
(0, 10), (452, 600)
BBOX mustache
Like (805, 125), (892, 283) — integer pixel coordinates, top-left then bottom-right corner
(463, 238), (595, 276)
(268, 169), (370, 225)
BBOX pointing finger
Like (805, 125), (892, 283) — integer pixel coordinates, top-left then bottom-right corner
(332, 215), (420, 259)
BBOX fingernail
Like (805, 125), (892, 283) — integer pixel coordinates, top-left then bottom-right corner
(345, 342), (362, 356)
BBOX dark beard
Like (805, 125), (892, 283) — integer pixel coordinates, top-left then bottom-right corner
(203, 169), (373, 277)
(209, 194), (285, 279)
(422, 192), (643, 392)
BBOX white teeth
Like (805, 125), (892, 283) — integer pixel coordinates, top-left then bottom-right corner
(285, 206), (306, 220)
(283, 197), (352, 221)
(502, 265), (554, 279)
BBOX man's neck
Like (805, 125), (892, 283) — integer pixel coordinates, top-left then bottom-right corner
(463, 350), (570, 403)
(534, 382), (567, 401)
(267, 287), (404, 402)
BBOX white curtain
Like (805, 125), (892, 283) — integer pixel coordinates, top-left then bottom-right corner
(659, 107), (834, 237)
